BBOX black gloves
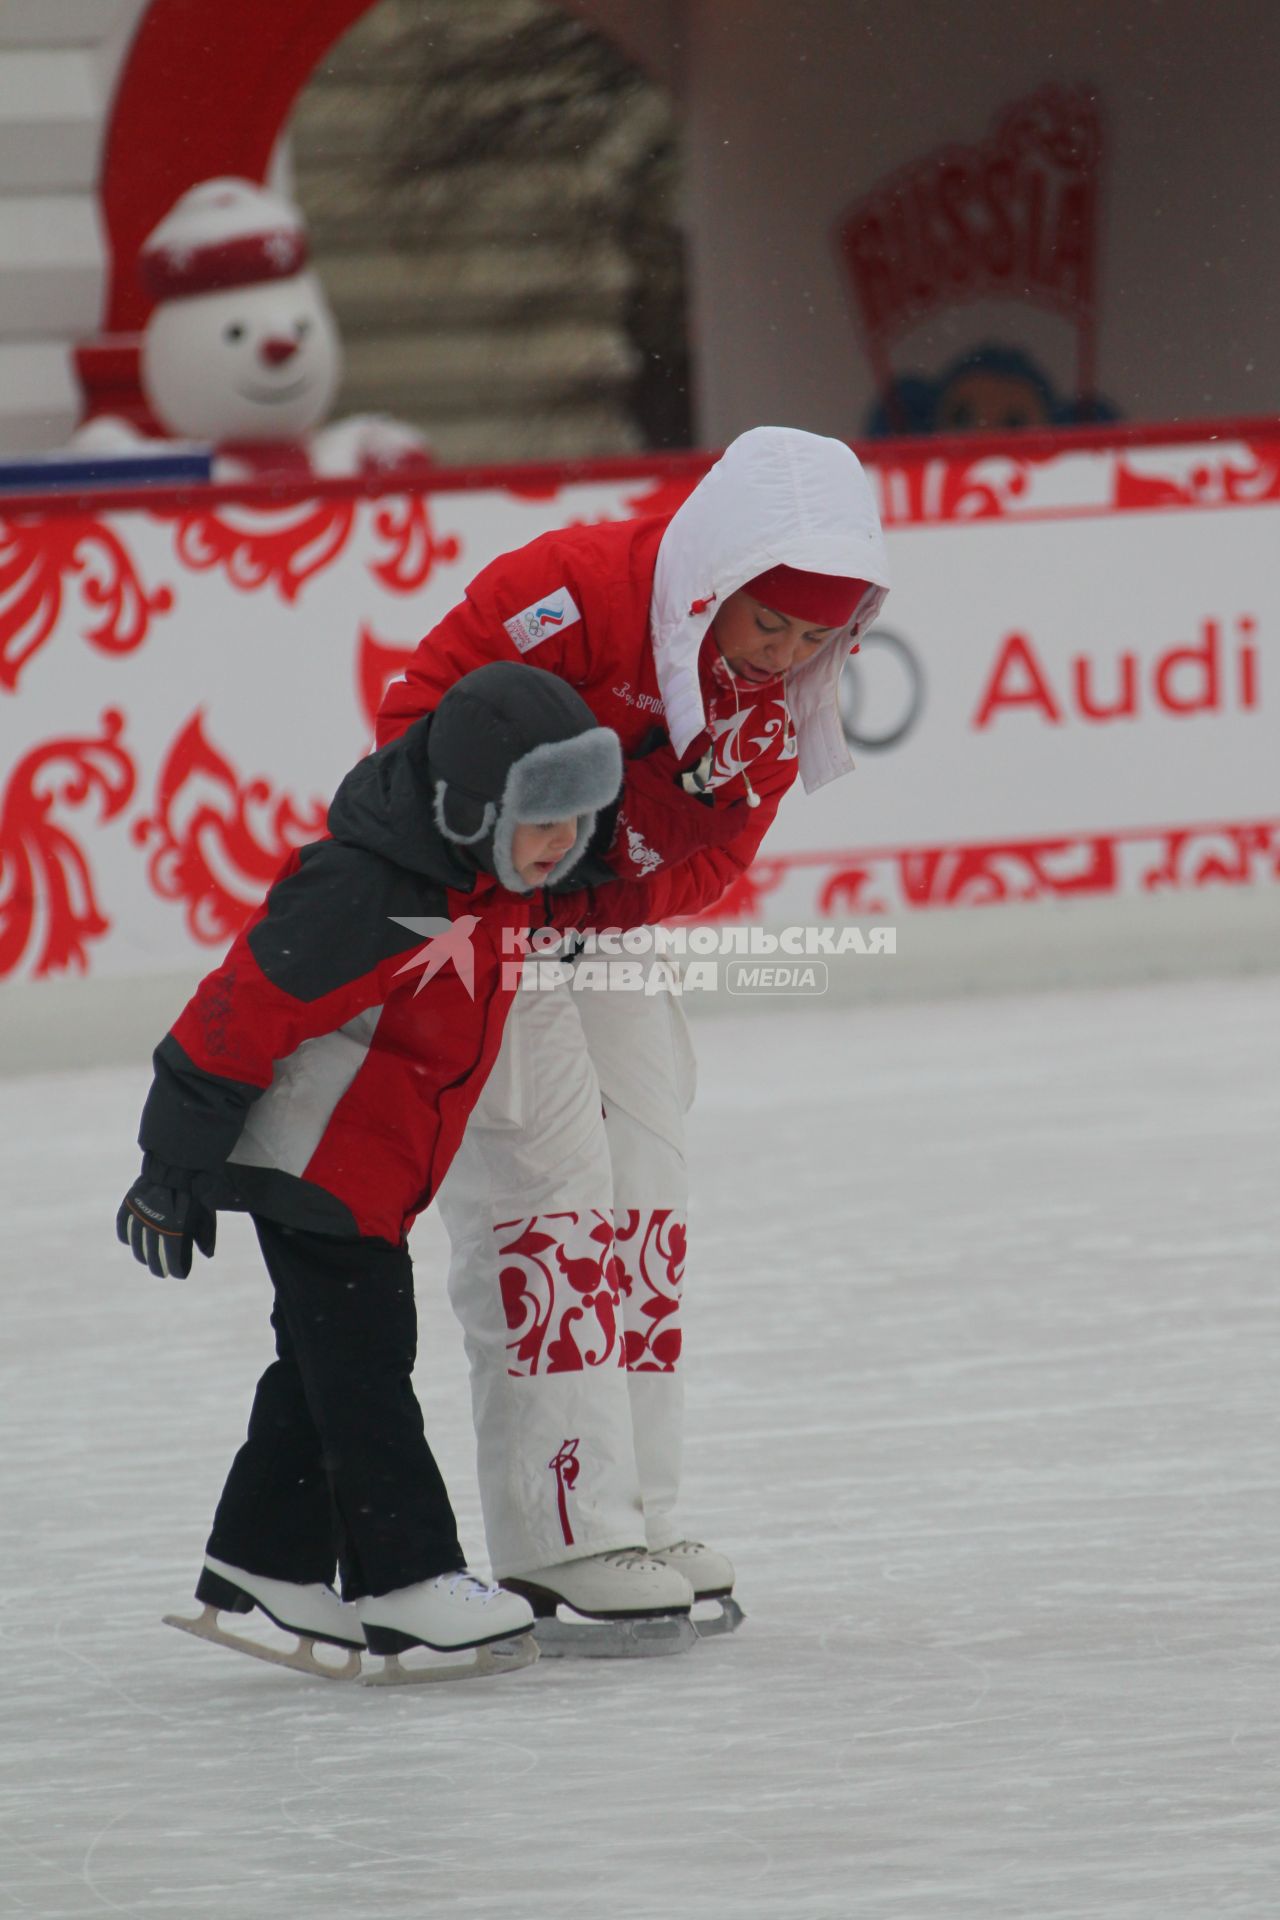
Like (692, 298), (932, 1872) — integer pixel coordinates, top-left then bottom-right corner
(116, 1159), (217, 1278)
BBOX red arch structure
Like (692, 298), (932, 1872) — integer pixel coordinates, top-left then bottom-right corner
(79, 0), (377, 421)
(100, 0), (377, 330)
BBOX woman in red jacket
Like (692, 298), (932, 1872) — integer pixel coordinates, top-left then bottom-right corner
(377, 426), (891, 1644)
(116, 662), (716, 1680)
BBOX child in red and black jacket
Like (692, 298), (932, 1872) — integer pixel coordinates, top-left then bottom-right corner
(116, 661), (716, 1678)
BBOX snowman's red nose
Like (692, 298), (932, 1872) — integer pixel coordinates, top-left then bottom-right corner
(260, 336), (299, 367)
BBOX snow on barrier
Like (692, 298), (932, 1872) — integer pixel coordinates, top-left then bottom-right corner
(1, 423), (1277, 1067)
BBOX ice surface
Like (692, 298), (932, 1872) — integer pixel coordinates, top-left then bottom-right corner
(2, 977), (1278, 1918)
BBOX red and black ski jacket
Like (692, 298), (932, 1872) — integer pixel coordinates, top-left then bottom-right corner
(137, 715), (715, 1245)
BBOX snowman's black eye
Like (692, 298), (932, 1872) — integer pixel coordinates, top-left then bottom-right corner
(223, 322), (246, 343)
(296, 318), (311, 338)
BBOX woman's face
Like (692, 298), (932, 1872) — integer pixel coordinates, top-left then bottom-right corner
(709, 589), (837, 685)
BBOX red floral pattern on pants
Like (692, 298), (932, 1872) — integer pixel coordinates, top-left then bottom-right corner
(614, 1209), (685, 1372)
(498, 1211), (626, 1376)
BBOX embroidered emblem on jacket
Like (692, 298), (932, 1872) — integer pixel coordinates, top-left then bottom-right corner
(503, 586), (583, 654)
(622, 818), (664, 875)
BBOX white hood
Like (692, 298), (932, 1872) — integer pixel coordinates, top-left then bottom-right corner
(651, 426), (890, 791)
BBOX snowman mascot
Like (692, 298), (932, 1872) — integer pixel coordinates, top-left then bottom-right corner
(79, 178), (431, 480)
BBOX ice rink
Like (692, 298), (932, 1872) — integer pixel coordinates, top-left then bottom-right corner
(3, 974), (1278, 1919)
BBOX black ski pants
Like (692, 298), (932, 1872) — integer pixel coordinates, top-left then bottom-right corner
(206, 1217), (463, 1600)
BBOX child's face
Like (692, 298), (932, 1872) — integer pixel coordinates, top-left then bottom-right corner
(511, 818), (578, 886)
(710, 589), (836, 686)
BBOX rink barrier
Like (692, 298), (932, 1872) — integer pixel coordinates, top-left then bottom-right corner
(3, 882), (1278, 1078)
(1, 415), (1277, 1063)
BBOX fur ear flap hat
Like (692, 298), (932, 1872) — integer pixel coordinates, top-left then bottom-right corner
(427, 661), (622, 892)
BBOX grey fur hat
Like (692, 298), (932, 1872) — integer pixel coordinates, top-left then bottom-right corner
(426, 661), (623, 892)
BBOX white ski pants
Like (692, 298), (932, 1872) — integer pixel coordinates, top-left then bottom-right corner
(435, 958), (696, 1578)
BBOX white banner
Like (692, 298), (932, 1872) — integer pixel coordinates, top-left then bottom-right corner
(0, 430), (1277, 986)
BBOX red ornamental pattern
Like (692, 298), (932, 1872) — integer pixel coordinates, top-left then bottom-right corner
(876, 450), (1046, 528)
(153, 491), (462, 605)
(815, 859), (890, 918)
(897, 835), (1117, 906)
(498, 1210), (626, 1377)
(613, 1209), (686, 1372)
(877, 438), (1280, 530)
(1139, 822), (1280, 891)
(132, 711), (327, 945)
(803, 819), (1280, 913)
(1112, 442), (1280, 513)
(697, 856), (790, 923)
(707, 700), (795, 789)
(0, 709), (136, 978)
(813, 834), (1122, 911)
(0, 512), (173, 691)
(356, 625), (417, 733)
(367, 493), (461, 592)
(156, 499), (357, 604)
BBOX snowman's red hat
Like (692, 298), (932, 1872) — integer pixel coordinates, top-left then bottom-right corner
(139, 177), (309, 302)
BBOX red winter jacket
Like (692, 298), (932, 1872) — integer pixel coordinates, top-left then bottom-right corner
(137, 717), (716, 1246)
(378, 517), (796, 909)
(378, 430), (892, 906)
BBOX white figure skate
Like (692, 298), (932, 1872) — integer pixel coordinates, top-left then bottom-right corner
(163, 1554), (366, 1680)
(357, 1571), (539, 1686)
(648, 1541), (745, 1638)
(502, 1547), (699, 1658)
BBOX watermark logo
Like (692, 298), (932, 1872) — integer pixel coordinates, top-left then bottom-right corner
(726, 960), (829, 997)
(391, 913), (481, 998)
(504, 922), (896, 997)
(390, 916), (897, 1002)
